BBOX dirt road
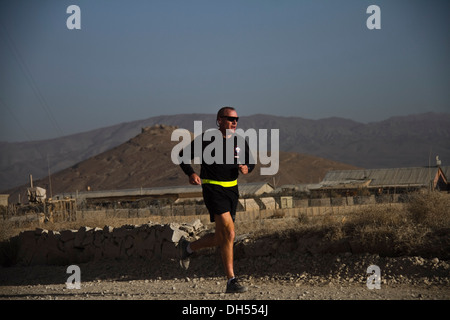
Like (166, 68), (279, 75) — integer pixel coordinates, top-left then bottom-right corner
(1, 250), (448, 301)
(0, 249), (447, 320)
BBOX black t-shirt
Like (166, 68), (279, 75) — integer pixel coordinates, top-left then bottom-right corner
(179, 130), (255, 181)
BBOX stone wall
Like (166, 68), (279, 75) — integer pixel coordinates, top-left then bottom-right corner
(14, 220), (204, 266)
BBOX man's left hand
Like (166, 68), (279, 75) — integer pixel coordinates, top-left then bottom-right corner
(239, 165), (248, 175)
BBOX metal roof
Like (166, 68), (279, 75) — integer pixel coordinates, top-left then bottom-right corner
(61, 182), (274, 200)
(74, 185), (202, 200)
(238, 182), (274, 196)
(321, 167), (444, 188)
(273, 183), (325, 193)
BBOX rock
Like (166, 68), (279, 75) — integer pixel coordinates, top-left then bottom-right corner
(103, 225), (114, 235)
(179, 224), (195, 235)
(34, 228), (48, 236)
(190, 219), (203, 231)
(46, 246), (69, 265)
(160, 223), (188, 243)
(16, 231), (37, 265)
(103, 239), (121, 260)
(60, 230), (76, 242)
(123, 235), (134, 249)
(82, 229), (95, 247)
(74, 226), (91, 248)
(32, 235), (50, 265)
(93, 229), (104, 248)
(160, 240), (178, 260)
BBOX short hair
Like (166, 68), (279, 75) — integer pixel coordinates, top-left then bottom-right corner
(217, 106), (235, 120)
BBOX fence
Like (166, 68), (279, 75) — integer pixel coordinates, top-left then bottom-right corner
(1, 192), (410, 224)
(72, 202), (404, 226)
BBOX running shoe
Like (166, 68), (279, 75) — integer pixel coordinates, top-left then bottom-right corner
(226, 278), (248, 293)
(179, 237), (192, 270)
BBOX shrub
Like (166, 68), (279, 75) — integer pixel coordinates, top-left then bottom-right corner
(406, 192), (450, 227)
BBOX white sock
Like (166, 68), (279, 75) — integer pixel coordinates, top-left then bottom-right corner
(227, 277), (235, 284)
(186, 243), (193, 254)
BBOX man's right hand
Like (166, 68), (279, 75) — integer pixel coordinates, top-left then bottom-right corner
(189, 173), (202, 185)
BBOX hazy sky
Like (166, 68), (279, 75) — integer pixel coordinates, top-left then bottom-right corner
(1, 0), (449, 142)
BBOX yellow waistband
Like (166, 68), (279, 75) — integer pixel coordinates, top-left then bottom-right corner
(202, 179), (238, 187)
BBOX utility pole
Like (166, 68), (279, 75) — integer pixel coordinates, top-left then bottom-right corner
(47, 154), (53, 199)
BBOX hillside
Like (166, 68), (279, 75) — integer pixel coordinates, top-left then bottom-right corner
(1, 112), (449, 192)
(5, 125), (358, 203)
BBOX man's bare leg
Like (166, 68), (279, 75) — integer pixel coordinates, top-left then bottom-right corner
(190, 212), (235, 279)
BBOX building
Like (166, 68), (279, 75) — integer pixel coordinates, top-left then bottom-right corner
(0, 194), (9, 206)
(273, 183), (322, 194)
(238, 182), (274, 197)
(56, 182), (274, 206)
(316, 166), (449, 196)
(58, 185), (202, 206)
(441, 166), (450, 190)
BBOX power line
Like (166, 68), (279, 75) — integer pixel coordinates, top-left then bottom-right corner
(0, 96), (33, 142)
(0, 21), (65, 138)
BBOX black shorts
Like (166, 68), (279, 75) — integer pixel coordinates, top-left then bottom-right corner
(202, 184), (239, 222)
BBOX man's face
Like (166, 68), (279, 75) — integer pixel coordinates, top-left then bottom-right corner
(218, 109), (238, 135)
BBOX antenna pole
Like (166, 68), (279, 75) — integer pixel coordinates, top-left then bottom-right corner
(428, 147), (431, 192)
(47, 154), (53, 199)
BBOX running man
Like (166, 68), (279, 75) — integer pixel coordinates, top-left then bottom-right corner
(178, 106), (254, 293)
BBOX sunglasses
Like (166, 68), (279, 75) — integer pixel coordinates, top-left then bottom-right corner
(221, 116), (239, 122)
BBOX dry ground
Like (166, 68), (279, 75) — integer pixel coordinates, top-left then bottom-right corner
(0, 252), (449, 301)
